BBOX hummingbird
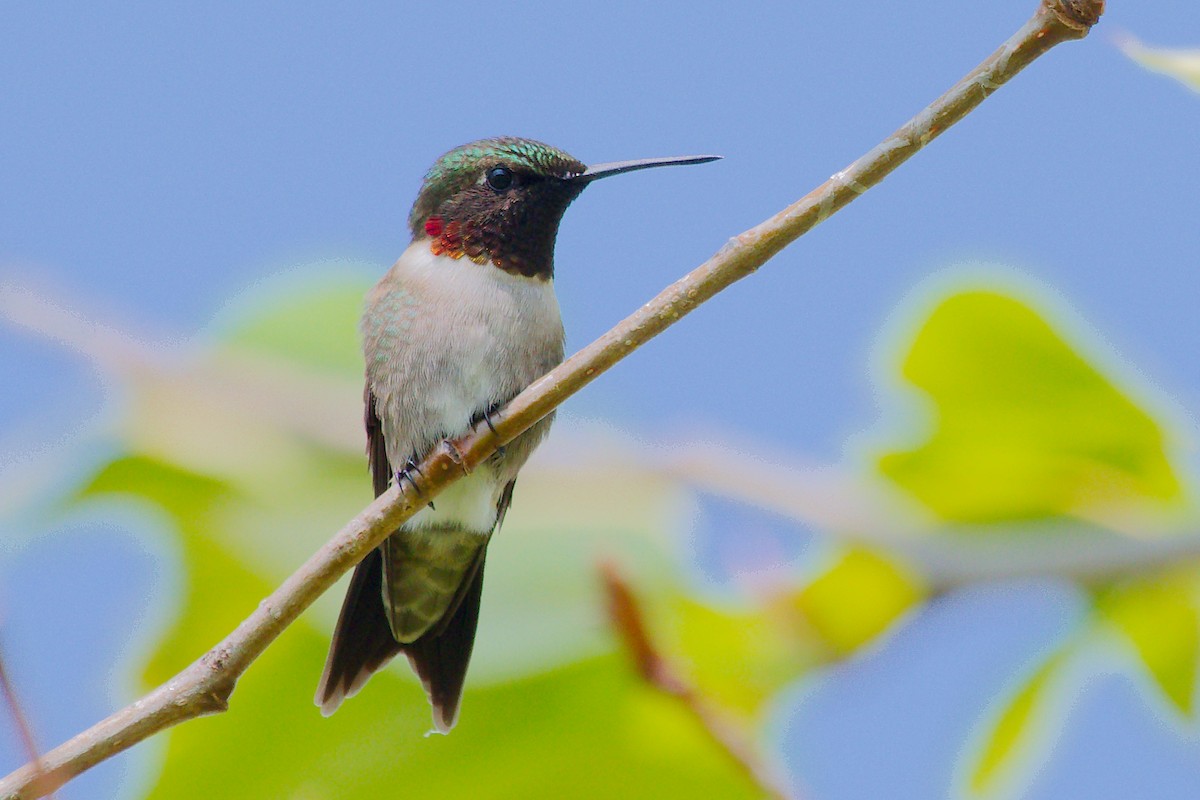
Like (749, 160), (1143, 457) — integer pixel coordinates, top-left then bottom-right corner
(314, 137), (718, 732)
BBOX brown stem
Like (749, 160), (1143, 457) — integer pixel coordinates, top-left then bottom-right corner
(0, 645), (55, 800)
(600, 561), (795, 800)
(0, 2), (1103, 797)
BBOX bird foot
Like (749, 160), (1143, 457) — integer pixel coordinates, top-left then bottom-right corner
(396, 459), (435, 510)
(475, 403), (506, 457)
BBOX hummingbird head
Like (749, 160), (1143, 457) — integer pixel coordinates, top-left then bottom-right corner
(408, 137), (719, 279)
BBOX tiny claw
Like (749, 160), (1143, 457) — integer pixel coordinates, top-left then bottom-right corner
(479, 403), (507, 458)
(395, 467), (421, 494)
(395, 463), (435, 510)
(482, 404), (500, 435)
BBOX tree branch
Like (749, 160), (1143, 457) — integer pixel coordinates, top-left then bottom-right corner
(0, 2), (1104, 797)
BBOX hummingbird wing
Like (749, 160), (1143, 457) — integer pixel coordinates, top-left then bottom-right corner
(315, 547), (402, 714)
(366, 384), (391, 497)
(314, 390), (404, 715)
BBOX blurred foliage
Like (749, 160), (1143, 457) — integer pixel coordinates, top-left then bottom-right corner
(660, 593), (818, 717)
(880, 290), (1182, 523)
(876, 288), (1195, 797)
(1097, 575), (1200, 714)
(790, 548), (923, 656)
(12, 274), (1200, 798)
(969, 653), (1063, 795)
(1120, 37), (1200, 93)
(218, 282), (366, 378)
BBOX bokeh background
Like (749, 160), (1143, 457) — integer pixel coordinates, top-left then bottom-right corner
(3, 2), (1200, 798)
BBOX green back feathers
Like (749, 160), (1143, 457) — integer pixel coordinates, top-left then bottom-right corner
(407, 137), (585, 237)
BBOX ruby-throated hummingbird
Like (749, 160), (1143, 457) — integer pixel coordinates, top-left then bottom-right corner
(315, 137), (718, 731)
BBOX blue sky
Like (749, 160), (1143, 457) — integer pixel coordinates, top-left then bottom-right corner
(2, 2), (1199, 797)
(3, 3), (1199, 458)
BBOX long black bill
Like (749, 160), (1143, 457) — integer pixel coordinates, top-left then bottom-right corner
(571, 154), (721, 183)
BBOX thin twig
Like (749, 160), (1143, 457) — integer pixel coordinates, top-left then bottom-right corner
(600, 560), (795, 800)
(0, 3), (1104, 797)
(660, 444), (1200, 588)
(0, 644), (55, 800)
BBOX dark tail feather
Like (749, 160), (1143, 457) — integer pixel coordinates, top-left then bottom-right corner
(316, 547), (488, 732)
(405, 555), (486, 733)
(315, 549), (402, 716)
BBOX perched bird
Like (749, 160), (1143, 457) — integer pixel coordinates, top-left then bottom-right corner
(315, 137), (718, 731)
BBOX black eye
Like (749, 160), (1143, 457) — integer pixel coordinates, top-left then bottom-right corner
(486, 166), (514, 192)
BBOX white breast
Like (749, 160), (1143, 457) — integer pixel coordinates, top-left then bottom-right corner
(362, 243), (565, 532)
(398, 244), (561, 426)
(405, 468), (503, 533)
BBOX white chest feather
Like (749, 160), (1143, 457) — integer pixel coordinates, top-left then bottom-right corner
(405, 469), (502, 533)
(362, 243), (565, 531)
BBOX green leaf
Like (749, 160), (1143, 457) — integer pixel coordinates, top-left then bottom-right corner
(1119, 37), (1200, 93)
(660, 592), (819, 717)
(612, 551), (920, 723)
(879, 289), (1182, 523)
(1099, 578), (1200, 715)
(969, 654), (1062, 795)
(792, 548), (923, 656)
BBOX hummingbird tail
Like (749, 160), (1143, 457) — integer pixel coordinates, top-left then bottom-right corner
(404, 554), (486, 733)
(315, 548), (403, 716)
(315, 542), (488, 733)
